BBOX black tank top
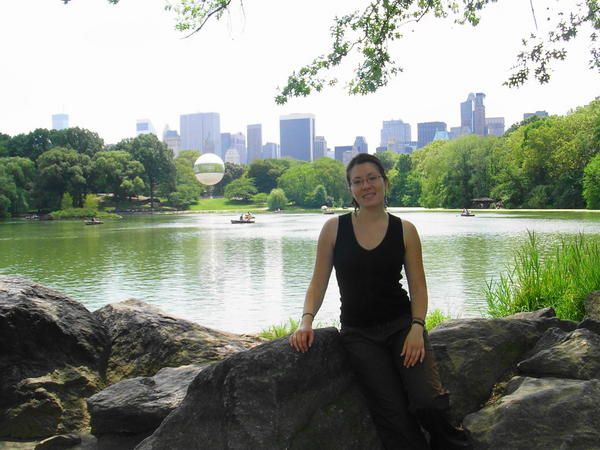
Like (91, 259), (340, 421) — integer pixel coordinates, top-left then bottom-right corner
(333, 212), (411, 327)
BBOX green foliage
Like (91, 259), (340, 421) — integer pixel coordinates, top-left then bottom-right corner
(251, 192), (268, 204)
(277, 162), (317, 205)
(426, 309), (450, 331)
(121, 134), (176, 206)
(267, 188), (288, 211)
(167, 157), (203, 209)
(224, 177), (258, 202)
(259, 318), (299, 340)
(49, 127), (104, 157)
(83, 194), (99, 210)
(49, 208), (120, 220)
(60, 192), (74, 210)
(388, 154), (420, 206)
(35, 147), (91, 210)
(0, 157), (35, 216)
(90, 151), (146, 200)
(583, 153), (600, 209)
(176, 150), (201, 167)
(247, 159), (291, 193)
(213, 162), (246, 196)
(153, 1), (600, 103)
(304, 184), (331, 208)
(485, 231), (600, 321)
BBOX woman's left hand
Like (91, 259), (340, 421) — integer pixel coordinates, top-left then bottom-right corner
(401, 325), (425, 368)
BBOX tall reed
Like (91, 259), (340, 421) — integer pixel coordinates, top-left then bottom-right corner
(485, 231), (600, 321)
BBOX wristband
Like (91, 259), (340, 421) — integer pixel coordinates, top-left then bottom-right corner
(302, 312), (315, 319)
(411, 318), (425, 328)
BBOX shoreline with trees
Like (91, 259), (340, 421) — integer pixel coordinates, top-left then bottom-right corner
(1, 99), (599, 220)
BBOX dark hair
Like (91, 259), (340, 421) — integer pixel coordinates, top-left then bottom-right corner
(345, 153), (388, 211)
(345, 153), (388, 186)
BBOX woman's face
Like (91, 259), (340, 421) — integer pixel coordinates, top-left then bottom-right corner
(348, 162), (387, 209)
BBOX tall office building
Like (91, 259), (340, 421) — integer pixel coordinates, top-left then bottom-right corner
(247, 124), (262, 164)
(417, 122), (447, 148)
(180, 112), (221, 156)
(380, 120), (411, 153)
(52, 113), (69, 130)
(485, 117), (505, 136)
(221, 133), (232, 156)
(136, 119), (156, 136)
(231, 132), (246, 163)
(334, 145), (353, 163)
(314, 136), (328, 160)
(472, 93), (486, 136)
(279, 114), (315, 161)
(342, 149), (358, 166)
(353, 136), (368, 154)
(262, 142), (280, 159)
(460, 93), (475, 132)
(162, 126), (181, 156)
(224, 148), (242, 164)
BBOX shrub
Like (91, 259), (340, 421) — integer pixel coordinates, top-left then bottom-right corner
(267, 188), (288, 211)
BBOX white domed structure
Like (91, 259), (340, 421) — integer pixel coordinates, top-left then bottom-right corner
(193, 153), (225, 186)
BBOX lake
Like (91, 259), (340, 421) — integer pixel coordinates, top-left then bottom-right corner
(1, 209), (599, 333)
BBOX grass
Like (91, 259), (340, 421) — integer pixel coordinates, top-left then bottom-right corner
(49, 208), (121, 220)
(258, 310), (449, 341)
(485, 231), (600, 321)
(189, 197), (265, 212)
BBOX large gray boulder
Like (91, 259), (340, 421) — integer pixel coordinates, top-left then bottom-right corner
(93, 300), (262, 384)
(464, 376), (600, 449)
(88, 364), (208, 436)
(0, 276), (109, 439)
(136, 328), (381, 450)
(428, 317), (576, 422)
(517, 327), (600, 379)
(584, 290), (600, 321)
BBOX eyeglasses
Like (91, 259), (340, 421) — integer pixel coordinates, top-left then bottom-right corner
(350, 175), (382, 188)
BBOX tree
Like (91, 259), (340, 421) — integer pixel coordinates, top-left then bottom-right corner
(376, 151), (400, 173)
(167, 156), (204, 209)
(224, 177), (258, 202)
(60, 192), (74, 210)
(312, 157), (350, 205)
(125, 134), (176, 208)
(247, 159), (290, 193)
(304, 184), (331, 208)
(583, 153), (600, 209)
(49, 127), (104, 157)
(213, 162), (246, 196)
(6, 129), (53, 161)
(90, 150), (146, 200)
(0, 157), (35, 216)
(35, 147), (91, 210)
(0, 133), (10, 158)
(388, 153), (420, 206)
(277, 163), (318, 206)
(267, 188), (288, 211)
(102, 0), (599, 103)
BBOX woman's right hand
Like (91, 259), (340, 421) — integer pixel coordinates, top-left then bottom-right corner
(289, 323), (314, 353)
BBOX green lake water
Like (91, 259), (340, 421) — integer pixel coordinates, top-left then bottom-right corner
(1, 209), (599, 333)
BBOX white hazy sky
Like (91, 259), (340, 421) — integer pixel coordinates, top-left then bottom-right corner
(0, 0), (598, 149)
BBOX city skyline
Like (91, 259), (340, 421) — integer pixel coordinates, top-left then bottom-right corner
(1, 0), (597, 151)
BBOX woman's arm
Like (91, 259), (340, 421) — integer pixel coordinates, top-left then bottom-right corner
(401, 219), (428, 367)
(289, 217), (337, 353)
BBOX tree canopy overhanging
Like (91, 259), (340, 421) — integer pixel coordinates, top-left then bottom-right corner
(63, 0), (599, 104)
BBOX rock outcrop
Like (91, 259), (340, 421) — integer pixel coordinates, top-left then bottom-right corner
(0, 276), (109, 439)
(93, 299), (262, 384)
(584, 290), (600, 321)
(136, 328), (381, 450)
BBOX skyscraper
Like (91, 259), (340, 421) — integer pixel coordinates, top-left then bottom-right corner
(380, 120), (411, 152)
(314, 136), (328, 160)
(162, 126), (181, 156)
(485, 117), (505, 136)
(262, 142), (280, 159)
(279, 114), (315, 162)
(523, 111), (549, 120)
(52, 114), (69, 130)
(353, 136), (368, 154)
(472, 93), (486, 136)
(460, 93), (475, 132)
(180, 112), (221, 156)
(334, 145), (353, 163)
(247, 124), (262, 164)
(417, 122), (447, 148)
(136, 119), (155, 136)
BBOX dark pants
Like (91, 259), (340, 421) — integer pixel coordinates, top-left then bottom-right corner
(340, 317), (472, 450)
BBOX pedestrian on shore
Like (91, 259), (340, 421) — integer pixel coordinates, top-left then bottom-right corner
(289, 153), (472, 449)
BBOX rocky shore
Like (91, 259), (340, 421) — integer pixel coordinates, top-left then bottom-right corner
(1, 275), (599, 449)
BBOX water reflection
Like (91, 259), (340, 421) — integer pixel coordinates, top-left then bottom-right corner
(1, 210), (599, 333)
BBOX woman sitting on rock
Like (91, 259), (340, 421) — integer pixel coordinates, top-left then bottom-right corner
(289, 153), (472, 450)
